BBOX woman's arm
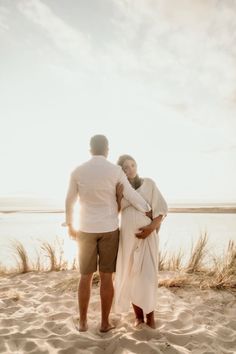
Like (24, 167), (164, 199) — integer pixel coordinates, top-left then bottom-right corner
(136, 179), (167, 239)
(135, 214), (164, 239)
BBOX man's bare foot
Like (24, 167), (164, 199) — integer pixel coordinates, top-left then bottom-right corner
(134, 318), (144, 327)
(99, 323), (115, 333)
(73, 317), (88, 332)
(79, 320), (88, 332)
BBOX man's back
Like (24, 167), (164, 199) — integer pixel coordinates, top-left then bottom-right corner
(65, 155), (150, 233)
(70, 156), (121, 232)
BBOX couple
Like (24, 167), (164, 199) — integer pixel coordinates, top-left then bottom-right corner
(65, 135), (168, 332)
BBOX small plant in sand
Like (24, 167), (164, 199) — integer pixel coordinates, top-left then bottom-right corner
(186, 232), (208, 273)
(11, 241), (31, 273)
(0, 262), (8, 275)
(55, 271), (100, 293)
(158, 250), (168, 271)
(158, 276), (188, 288)
(41, 238), (67, 271)
(202, 240), (236, 289)
(166, 250), (183, 271)
(31, 250), (43, 272)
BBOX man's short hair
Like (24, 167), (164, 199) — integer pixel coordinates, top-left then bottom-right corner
(90, 135), (109, 155)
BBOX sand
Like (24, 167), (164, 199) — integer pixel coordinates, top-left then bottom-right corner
(0, 270), (235, 354)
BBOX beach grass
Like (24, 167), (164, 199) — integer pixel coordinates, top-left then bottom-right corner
(10, 241), (30, 273)
(41, 240), (67, 271)
(1, 235), (235, 290)
(186, 232), (208, 273)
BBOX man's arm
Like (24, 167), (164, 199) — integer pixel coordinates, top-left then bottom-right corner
(118, 169), (151, 212)
(65, 172), (78, 227)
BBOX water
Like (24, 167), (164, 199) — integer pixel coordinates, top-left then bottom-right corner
(0, 212), (235, 269)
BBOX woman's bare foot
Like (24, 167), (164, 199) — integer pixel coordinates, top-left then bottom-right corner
(132, 303), (144, 327)
(146, 311), (156, 329)
(134, 318), (144, 327)
(99, 323), (115, 333)
(146, 319), (156, 329)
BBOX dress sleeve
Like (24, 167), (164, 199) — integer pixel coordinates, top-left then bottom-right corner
(118, 168), (151, 212)
(151, 180), (168, 219)
(120, 198), (131, 211)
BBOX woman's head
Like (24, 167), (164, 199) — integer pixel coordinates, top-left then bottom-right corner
(117, 154), (137, 180)
(117, 154), (142, 190)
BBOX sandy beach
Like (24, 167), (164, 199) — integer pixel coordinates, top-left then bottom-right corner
(0, 270), (235, 354)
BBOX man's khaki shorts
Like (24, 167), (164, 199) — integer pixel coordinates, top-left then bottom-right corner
(77, 229), (119, 275)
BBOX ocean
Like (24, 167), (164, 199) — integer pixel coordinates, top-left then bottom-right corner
(0, 210), (235, 269)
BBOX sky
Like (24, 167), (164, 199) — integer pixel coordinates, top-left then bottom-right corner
(0, 0), (236, 205)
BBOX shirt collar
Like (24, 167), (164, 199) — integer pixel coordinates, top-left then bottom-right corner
(91, 155), (106, 160)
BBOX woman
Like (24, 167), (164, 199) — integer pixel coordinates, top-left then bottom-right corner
(114, 155), (168, 328)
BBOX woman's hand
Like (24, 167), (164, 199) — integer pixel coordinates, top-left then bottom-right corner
(135, 216), (163, 239)
(135, 224), (155, 239)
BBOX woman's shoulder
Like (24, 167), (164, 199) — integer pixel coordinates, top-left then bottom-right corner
(143, 177), (157, 189)
(143, 177), (157, 187)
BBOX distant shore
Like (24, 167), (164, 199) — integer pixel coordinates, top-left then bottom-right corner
(168, 207), (236, 214)
(1, 207), (236, 214)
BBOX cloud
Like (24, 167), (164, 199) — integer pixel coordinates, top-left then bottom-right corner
(110, 0), (236, 100)
(202, 144), (236, 155)
(0, 5), (9, 31)
(18, 0), (90, 59)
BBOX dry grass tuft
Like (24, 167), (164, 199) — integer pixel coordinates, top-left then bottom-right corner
(166, 250), (183, 271)
(55, 272), (100, 292)
(3, 235), (235, 291)
(41, 239), (67, 271)
(200, 241), (236, 289)
(186, 232), (208, 273)
(158, 276), (188, 288)
(11, 241), (30, 273)
(158, 250), (168, 271)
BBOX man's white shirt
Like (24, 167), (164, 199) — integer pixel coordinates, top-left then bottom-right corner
(65, 156), (150, 233)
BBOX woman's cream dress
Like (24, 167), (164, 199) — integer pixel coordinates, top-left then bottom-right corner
(114, 178), (168, 315)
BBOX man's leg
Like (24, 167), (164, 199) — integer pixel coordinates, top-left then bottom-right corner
(98, 229), (119, 332)
(77, 231), (98, 332)
(99, 271), (115, 332)
(78, 273), (93, 331)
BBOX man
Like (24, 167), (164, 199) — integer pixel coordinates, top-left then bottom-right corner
(65, 135), (151, 332)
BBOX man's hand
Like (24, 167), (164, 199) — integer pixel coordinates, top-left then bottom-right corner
(116, 182), (124, 202)
(135, 224), (155, 239)
(116, 182), (124, 211)
(67, 225), (77, 240)
(145, 209), (153, 220)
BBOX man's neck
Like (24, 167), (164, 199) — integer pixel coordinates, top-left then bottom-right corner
(91, 154), (107, 158)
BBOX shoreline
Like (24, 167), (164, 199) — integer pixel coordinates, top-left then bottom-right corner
(1, 207), (236, 214)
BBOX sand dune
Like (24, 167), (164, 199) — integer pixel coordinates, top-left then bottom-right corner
(0, 271), (235, 354)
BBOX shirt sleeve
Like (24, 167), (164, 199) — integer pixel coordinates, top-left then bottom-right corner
(65, 172), (78, 225)
(118, 168), (151, 212)
(151, 180), (168, 218)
